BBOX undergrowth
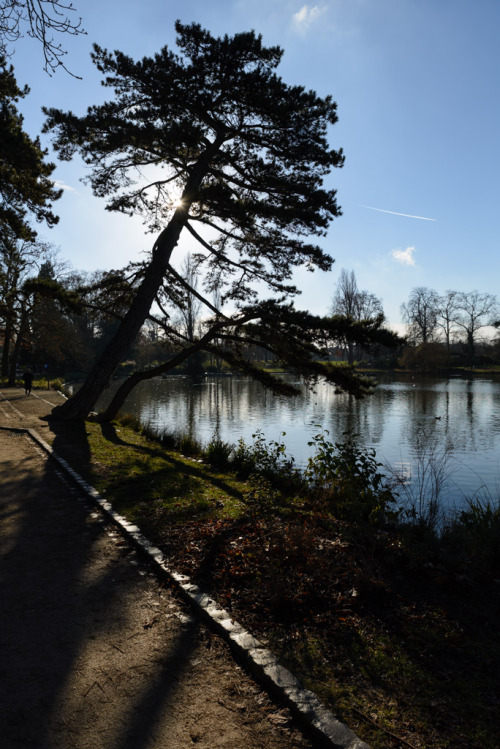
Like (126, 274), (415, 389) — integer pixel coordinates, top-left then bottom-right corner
(78, 412), (500, 748)
(114, 412), (500, 583)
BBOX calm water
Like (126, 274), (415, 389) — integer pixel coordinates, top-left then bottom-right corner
(78, 373), (500, 513)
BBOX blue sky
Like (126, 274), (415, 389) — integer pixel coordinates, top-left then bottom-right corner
(10, 0), (500, 329)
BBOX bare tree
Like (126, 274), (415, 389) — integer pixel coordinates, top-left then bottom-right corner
(330, 269), (384, 363)
(0, 0), (84, 74)
(453, 290), (498, 363)
(331, 269), (359, 320)
(401, 287), (440, 345)
(356, 289), (384, 320)
(436, 290), (460, 354)
(178, 253), (201, 343)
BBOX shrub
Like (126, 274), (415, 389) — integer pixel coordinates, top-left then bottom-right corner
(305, 430), (398, 524)
(159, 430), (180, 450)
(398, 342), (448, 371)
(205, 436), (233, 470)
(231, 430), (302, 493)
(231, 437), (258, 478)
(440, 496), (500, 579)
(178, 433), (202, 458)
(116, 412), (143, 431)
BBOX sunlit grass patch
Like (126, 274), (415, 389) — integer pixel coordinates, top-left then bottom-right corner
(83, 421), (247, 523)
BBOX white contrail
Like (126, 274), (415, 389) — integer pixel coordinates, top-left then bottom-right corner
(54, 180), (77, 192)
(357, 204), (436, 221)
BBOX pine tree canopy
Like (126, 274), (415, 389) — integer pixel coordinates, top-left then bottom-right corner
(43, 21), (344, 303)
(41, 21), (400, 422)
(0, 59), (61, 240)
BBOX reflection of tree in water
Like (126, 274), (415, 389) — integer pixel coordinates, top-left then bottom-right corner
(466, 380), (475, 443)
(323, 386), (387, 447)
(326, 393), (370, 443)
(93, 375), (500, 506)
(206, 379), (224, 439)
(403, 383), (442, 454)
(399, 378), (500, 505)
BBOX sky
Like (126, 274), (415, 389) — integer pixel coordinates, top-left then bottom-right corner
(9, 0), (500, 330)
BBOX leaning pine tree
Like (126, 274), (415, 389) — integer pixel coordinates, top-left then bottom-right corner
(44, 21), (397, 421)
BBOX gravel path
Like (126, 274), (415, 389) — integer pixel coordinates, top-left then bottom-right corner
(0, 389), (312, 749)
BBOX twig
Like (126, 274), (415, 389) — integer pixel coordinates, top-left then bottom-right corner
(127, 631), (143, 640)
(353, 708), (419, 749)
(111, 643), (125, 654)
(84, 680), (105, 697)
(127, 664), (149, 672)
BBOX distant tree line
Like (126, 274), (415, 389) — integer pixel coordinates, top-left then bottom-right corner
(400, 286), (499, 369)
(328, 273), (500, 371)
(5, 253), (499, 386)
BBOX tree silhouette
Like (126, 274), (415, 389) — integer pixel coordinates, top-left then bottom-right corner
(44, 21), (398, 421)
(453, 290), (498, 364)
(0, 0), (84, 75)
(330, 269), (384, 364)
(401, 287), (439, 345)
(0, 60), (61, 241)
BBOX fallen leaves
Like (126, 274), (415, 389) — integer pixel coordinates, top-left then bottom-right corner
(122, 503), (500, 749)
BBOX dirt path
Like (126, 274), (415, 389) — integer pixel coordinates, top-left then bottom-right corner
(0, 389), (312, 749)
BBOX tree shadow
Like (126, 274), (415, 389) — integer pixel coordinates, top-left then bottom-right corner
(99, 421), (245, 503)
(1, 431), (99, 744)
(49, 416), (93, 481)
(0, 427), (225, 749)
(114, 620), (200, 749)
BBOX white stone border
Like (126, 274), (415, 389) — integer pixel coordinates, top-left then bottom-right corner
(8, 425), (370, 749)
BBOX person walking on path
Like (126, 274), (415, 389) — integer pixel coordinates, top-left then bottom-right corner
(23, 370), (33, 395)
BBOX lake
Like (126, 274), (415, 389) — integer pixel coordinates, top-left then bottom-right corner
(73, 373), (500, 515)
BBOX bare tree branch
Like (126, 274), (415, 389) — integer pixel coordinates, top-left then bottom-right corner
(0, 0), (86, 75)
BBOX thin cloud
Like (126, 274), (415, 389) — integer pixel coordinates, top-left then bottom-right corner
(358, 204), (436, 221)
(293, 4), (326, 30)
(391, 247), (416, 266)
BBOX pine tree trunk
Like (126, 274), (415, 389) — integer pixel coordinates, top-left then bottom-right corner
(8, 309), (27, 386)
(50, 139), (223, 421)
(50, 217), (184, 420)
(1, 321), (12, 378)
(98, 329), (220, 422)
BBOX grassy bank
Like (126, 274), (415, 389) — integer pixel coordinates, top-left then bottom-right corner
(0, 376), (65, 391)
(50, 417), (500, 749)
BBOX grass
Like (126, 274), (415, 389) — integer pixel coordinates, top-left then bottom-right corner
(49, 417), (500, 749)
(81, 421), (247, 524)
(0, 376), (64, 390)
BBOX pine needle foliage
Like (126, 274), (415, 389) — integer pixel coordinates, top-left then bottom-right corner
(42, 21), (398, 420)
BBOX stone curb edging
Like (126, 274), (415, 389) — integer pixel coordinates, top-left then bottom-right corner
(9, 425), (370, 749)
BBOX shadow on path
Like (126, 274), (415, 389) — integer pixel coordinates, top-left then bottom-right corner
(0, 430), (100, 745)
(0, 394), (312, 749)
(0, 430), (267, 749)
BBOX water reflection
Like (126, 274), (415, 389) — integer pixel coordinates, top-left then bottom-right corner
(73, 373), (500, 510)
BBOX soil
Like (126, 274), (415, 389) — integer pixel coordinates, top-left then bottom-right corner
(0, 388), (313, 749)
